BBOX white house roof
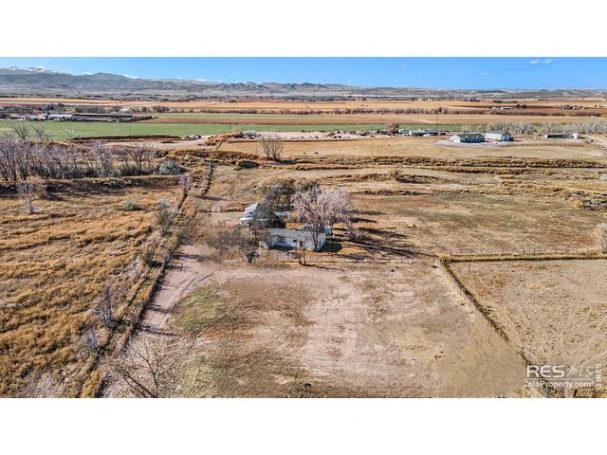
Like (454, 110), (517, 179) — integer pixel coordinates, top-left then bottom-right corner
(268, 228), (319, 241)
(243, 202), (262, 218)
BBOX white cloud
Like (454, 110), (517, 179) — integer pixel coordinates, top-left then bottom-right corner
(530, 58), (555, 65)
(479, 71), (490, 77)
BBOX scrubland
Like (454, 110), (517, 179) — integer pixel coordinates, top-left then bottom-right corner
(0, 179), (182, 396)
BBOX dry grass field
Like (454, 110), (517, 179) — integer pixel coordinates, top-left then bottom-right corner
(0, 178), (181, 397)
(450, 259), (607, 395)
(219, 136), (607, 161)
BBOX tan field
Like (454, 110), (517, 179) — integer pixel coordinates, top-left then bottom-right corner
(450, 259), (607, 396)
(0, 178), (182, 397)
(219, 136), (607, 161)
(4, 96), (607, 111)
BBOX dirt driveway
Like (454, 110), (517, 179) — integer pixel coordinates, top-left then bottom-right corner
(136, 245), (218, 336)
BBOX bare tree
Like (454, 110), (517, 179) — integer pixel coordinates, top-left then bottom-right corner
(90, 142), (114, 177)
(291, 186), (328, 251)
(205, 223), (251, 260)
(80, 325), (98, 354)
(291, 185), (352, 249)
(156, 199), (177, 236)
(9, 122), (30, 141)
(127, 144), (153, 174)
(31, 123), (50, 142)
(260, 135), (284, 161)
(323, 188), (352, 235)
(595, 223), (607, 254)
(179, 173), (193, 198)
(95, 287), (115, 328)
(0, 135), (30, 181)
(16, 181), (38, 214)
(111, 338), (187, 398)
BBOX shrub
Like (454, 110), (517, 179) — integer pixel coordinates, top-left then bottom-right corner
(123, 200), (142, 211)
(156, 160), (182, 175)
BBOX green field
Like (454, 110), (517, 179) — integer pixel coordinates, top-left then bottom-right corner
(0, 120), (469, 140)
(0, 121), (392, 140)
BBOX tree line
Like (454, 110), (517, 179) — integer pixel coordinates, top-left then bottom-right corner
(0, 124), (181, 183)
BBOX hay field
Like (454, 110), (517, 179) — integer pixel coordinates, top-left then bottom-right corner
(4, 96), (607, 112)
(219, 136), (607, 161)
(0, 179), (181, 397)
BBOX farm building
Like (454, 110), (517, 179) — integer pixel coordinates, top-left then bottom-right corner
(242, 130), (257, 139)
(544, 133), (571, 139)
(449, 133), (484, 143)
(408, 128), (437, 137)
(264, 228), (326, 252)
(239, 202), (270, 225)
(47, 113), (74, 121)
(484, 131), (512, 142)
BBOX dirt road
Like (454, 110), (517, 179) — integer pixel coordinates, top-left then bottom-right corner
(136, 245), (217, 336)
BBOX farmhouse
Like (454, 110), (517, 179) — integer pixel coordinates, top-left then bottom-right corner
(265, 228), (326, 252)
(449, 133), (484, 143)
(484, 131), (512, 142)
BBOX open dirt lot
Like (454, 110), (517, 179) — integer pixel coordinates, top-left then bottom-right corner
(114, 254), (526, 397)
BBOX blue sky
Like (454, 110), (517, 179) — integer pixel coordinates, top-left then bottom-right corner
(0, 57), (605, 89)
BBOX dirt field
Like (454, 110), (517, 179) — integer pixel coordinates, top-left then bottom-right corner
(108, 251), (526, 397)
(450, 259), (607, 394)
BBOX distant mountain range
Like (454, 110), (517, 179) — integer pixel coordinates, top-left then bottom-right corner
(0, 67), (605, 99)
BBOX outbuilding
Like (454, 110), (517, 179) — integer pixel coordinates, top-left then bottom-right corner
(484, 131), (512, 142)
(449, 133), (484, 143)
(239, 202), (270, 225)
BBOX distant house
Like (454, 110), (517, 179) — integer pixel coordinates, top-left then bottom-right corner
(47, 113), (73, 121)
(544, 133), (570, 139)
(408, 128), (437, 137)
(264, 228), (326, 252)
(484, 131), (512, 142)
(449, 133), (484, 143)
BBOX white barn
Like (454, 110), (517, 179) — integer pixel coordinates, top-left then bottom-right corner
(484, 131), (512, 142)
(449, 133), (484, 143)
(265, 228), (326, 252)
